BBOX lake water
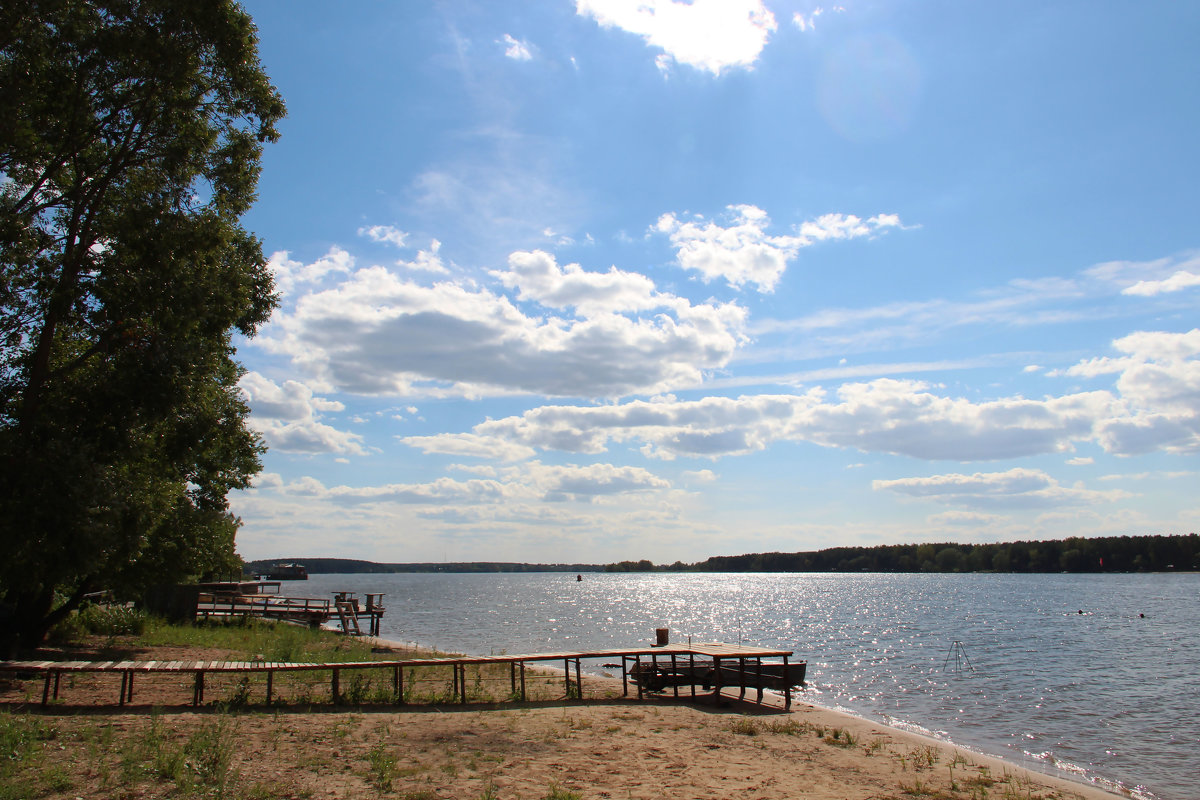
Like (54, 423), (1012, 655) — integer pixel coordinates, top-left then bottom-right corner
(277, 571), (1198, 800)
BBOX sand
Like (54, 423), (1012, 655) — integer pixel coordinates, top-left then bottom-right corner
(0, 636), (1131, 800)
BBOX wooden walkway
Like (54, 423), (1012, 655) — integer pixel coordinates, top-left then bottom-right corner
(0, 643), (803, 709)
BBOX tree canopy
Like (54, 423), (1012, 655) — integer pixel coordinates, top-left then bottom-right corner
(0, 0), (284, 654)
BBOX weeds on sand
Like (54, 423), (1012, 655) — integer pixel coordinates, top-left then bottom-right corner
(366, 740), (398, 791)
(824, 727), (857, 747)
(544, 783), (583, 800)
(728, 717), (810, 737)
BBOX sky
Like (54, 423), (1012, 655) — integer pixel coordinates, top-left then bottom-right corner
(229, 1), (1200, 565)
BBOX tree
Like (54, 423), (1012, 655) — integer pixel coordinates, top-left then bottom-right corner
(0, 0), (284, 655)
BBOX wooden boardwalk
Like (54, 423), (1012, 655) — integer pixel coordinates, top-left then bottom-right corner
(0, 643), (803, 709)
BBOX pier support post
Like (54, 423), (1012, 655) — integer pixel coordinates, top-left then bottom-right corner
(782, 656), (791, 710)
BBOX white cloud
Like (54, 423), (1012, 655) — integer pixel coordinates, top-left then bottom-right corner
(242, 460), (670, 508)
(465, 382), (1113, 462)
(873, 468), (1132, 510)
(500, 33), (533, 61)
(1065, 329), (1200, 455)
(261, 251), (746, 399)
(238, 372), (367, 455)
(400, 433), (537, 462)
(383, 328), (1199, 464)
(268, 247), (354, 296)
(1066, 456), (1094, 465)
(1122, 270), (1200, 297)
(491, 249), (661, 316)
(1086, 251), (1200, 293)
(656, 205), (902, 292)
(525, 461), (671, 502)
(396, 239), (449, 274)
(358, 225), (409, 248)
(576, 0), (777, 75)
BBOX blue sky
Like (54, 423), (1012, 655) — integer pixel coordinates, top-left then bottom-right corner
(230, 1), (1200, 564)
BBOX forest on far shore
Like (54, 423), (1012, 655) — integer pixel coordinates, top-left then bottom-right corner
(250, 534), (1199, 576)
(604, 533), (1200, 573)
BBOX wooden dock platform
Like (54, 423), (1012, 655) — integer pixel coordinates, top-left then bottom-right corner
(0, 643), (804, 709)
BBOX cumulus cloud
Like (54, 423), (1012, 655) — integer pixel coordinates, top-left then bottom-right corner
(656, 205), (902, 292)
(576, 0), (777, 75)
(457, 381), (1114, 462)
(415, 330), (1200, 463)
(396, 239), (449, 274)
(268, 247), (354, 296)
(1064, 329), (1200, 455)
(525, 461), (671, 502)
(238, 372), (367, 455)
(260, 250), (746, 399)
(873, 468), (1131, 510)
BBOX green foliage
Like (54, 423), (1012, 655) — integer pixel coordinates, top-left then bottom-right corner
(366, 740), (399, 792)
(0, 0), (284, 654)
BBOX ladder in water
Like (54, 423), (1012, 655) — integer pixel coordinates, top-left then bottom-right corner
(942, 640), (975, 673)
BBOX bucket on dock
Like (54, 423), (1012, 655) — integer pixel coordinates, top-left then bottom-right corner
(655, 627), (669, 647)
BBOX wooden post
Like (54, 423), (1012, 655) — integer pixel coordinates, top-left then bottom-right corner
(712, 657), (723, 701)
(510, 662), (517, 696)
(671, 654), (679, 698)
(459, 664), (467, 704)
(52, 671), (61, 702)
(574, 658), (582, 700)
(118, 671), (127, 706)
(193, 671), (205, 706)
(519, 661), (526, 701)
(394, 665), (404, 705)
(755, 658), (764, 703)
(621, 656), (629, 697)
(41, 672), (52, 706)
(563, 659), (571, 697)
(331, 667), (340, 703)
(635, 655), (644, 700)
(266, 671), (274, 704)
(782, 655), (791, 710)
(688, 653), (696, 699)
(738, 657), (747, 701)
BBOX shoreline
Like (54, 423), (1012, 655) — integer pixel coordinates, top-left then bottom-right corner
(366, 635), (1133, 800)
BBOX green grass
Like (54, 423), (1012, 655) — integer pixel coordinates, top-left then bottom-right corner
(137, 616), (377, 663)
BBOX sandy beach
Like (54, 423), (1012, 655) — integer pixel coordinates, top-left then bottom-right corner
(0, 633), (1133, 800)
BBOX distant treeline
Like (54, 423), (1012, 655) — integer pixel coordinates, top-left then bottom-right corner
(247, 534), (1198, 577)
(244, 557), (603, 575)
(684, 534), (1199, 574)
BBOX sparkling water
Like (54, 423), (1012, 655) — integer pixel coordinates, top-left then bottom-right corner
(279, 571), (1198, 800)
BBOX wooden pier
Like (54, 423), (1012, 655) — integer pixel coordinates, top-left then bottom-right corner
(0, 643), (804, 710)
(194, 589), (384, 636)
